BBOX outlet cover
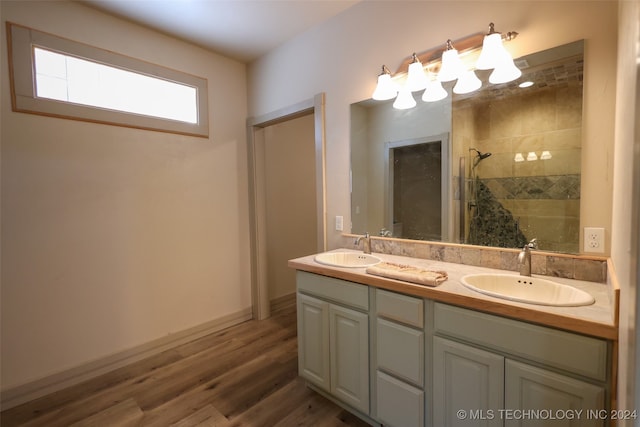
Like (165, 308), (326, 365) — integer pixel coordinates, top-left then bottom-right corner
(335, 215), (343, 231)
(584, 227), (605, 253)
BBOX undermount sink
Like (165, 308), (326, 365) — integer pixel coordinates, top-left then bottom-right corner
(314, 252), (382, 268)
(461, 274), (595, 307)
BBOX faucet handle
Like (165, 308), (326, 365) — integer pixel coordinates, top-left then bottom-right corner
(527, 238), (538, 249)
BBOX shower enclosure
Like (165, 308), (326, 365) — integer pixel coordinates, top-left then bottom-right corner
(463, 148), (528, 248)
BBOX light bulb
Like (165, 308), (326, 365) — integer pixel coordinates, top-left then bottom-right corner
(476, 32), (505, 70)
(453, 70), (482, 94)
(438, 41), (465, 82)
(372, 72), (398, 101)
(422, 79), (448, 102)
(406, 60), (429, 92)
(393, 87), (416, 110)
(489, 56), (522, 84)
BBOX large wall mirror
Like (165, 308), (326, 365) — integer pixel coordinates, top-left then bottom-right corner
(351, 40), (584, 253)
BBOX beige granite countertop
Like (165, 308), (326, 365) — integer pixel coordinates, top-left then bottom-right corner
(289, 249), (618, 340)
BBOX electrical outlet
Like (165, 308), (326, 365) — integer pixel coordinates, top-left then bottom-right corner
(335, 215), (343, 231)
(584, 227), (605, 253)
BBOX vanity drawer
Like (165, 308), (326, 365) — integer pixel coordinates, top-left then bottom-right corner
(376, 371), (424, 427)
(376, 318), (424, 387)
(297, 271), (369, 310)
(376, 289), (424, 328)
(433, 303), (608, 381)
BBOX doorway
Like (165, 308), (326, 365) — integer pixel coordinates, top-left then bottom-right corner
(247, 94), (326, 320)
(385, 134), (450, 241)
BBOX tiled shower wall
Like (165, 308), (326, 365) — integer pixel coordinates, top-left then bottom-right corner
(454, 83), (583, 253)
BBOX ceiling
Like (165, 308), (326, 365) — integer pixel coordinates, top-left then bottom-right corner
(80, 0), (360, 63)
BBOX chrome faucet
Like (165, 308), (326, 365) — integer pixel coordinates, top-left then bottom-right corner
(379, 228), (392, 237)
(355, 232), (372, 254)
(517, 238), (538, 276)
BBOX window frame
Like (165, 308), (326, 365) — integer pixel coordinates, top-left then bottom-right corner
(6, 22), (209, 137)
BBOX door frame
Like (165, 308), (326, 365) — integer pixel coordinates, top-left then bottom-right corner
(246, 93), (327, 320)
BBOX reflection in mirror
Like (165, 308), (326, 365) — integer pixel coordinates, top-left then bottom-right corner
(351, 40), (583, 253)
(386, 134), (449, 241)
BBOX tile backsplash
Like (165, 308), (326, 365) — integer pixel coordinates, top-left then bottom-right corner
(341, 234), (607, 284)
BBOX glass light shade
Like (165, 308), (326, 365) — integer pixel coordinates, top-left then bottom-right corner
(372, 73), (398, 100)
(514, 153), (525, 162)
(438, 48), (465, 82)
(405, 60), (429, 92)
(393, 87), (416, 110)
(489, 56), (522, 84)
(422, 79), (448, 102)
(476, 32), (507, 70)
(540, 150), (552, 160)
(453, 70), (482, 94)
(527, 151), (538, 161)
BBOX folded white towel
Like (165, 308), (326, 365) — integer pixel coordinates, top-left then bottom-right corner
(366, 262), (448, 287)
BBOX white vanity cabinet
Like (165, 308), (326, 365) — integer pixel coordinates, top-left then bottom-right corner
(294, 268), (613, 427)
(433, 302), (609, 427)
(296, 271), (370, 415)
(374, 289), (425, 427)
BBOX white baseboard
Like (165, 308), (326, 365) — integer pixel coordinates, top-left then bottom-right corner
(1, 307), (253, 410)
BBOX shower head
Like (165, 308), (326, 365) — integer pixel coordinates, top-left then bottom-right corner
(470, 148), (492, 170)
(470, 148), (492, 160)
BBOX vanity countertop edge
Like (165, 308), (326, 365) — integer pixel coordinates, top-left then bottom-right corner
(288, 249), (618, 340)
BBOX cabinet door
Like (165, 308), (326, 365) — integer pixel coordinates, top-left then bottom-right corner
(377, 371), (424, 427)
(330, 304), (369, 414)
(297, 293), (330, 392)
(433, 337), (505, 427)
(505, 360), (605, 427)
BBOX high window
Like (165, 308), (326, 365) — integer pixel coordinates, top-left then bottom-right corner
(7, 22), (209, 137)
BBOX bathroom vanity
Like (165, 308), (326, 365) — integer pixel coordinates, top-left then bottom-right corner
(289, 249), (618, 427)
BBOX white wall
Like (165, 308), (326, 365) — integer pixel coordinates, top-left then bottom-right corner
(612, 0), (640, 419)
(248, 1), (618, 251)
(1, 1), (250, 391)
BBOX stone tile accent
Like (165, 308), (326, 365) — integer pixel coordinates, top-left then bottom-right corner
(340, 235), (607, 283)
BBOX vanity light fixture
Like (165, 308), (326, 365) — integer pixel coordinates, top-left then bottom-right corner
(527, 151), (538, 161)
(372, 65), (399, 101)
(514, 153), (525, 162)
(540, 150), (552, 160)
(371, 22), (520, 110)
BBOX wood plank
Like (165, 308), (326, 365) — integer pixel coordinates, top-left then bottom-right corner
(169, 404), (228, 427)
(68, 398), (144, 427)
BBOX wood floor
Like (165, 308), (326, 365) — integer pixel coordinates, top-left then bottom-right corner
(1, 300), (372, 427)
